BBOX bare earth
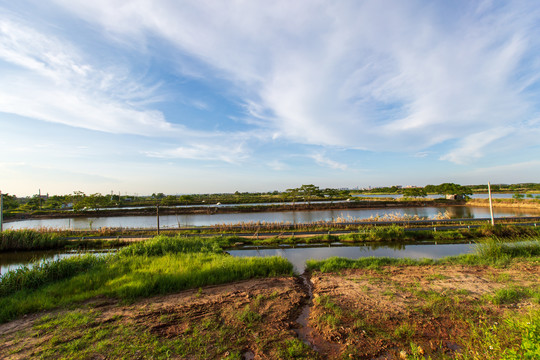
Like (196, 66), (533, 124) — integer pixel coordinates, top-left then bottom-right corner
(1, 263), (539, 359)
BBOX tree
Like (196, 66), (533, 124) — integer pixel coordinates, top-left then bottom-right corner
(323, 188), (341, 203)
(298, 184), (321, 205)
(403, 188), (427, 198)
(284, 188), (300, 206)
(1, 194), (19, 210)
(438, 183), (472, 197)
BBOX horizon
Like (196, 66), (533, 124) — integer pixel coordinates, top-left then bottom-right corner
(2, 1), (540, 197)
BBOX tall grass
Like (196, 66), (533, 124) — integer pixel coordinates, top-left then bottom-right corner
(307, 235), (540, 272)
(0, 254), (107, 297)
(475, 236), (540, 260)
(1, 229), (68, 251)
(117, 235), (222, 256)
(0, 236), (293, 323)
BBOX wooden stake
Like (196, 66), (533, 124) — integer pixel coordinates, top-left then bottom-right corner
(156, 204), (160, 235)
(0, 190), (3, 232)
(488, 182), (495, 226)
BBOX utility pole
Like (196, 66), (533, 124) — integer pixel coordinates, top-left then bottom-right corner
(156, 204), (160, 235)
(0, 190), (3, 232)
(488, 182), (495, 226)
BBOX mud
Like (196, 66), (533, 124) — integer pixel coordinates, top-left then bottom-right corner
(1, 262), (539, 359)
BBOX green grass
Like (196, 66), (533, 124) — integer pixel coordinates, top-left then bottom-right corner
(1, 229), (67, 251)
(307, 235), (540, 272)
(0, 236), (293, 323)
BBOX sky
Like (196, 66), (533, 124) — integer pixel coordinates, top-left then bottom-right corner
(1, 0), (540, 197)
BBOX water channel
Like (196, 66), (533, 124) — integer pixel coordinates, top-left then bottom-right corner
(5, 206), (540, 230)
(1, 242), (475, 278)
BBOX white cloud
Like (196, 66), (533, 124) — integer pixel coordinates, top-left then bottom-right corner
(440, 127), (514, 164)
(310, 153), (348, 171)
(0, 18), (174, 136)
(50, 0), (540, 162)
(144, 142), (249, 164)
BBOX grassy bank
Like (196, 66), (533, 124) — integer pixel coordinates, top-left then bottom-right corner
(467, 198), (540, 210)
(306, 235), (540, 272)
(3, 224), (540, 252)
(0, 236), (293, 323)
(0, 229), (131, 251)
(306, 236), (540, 359)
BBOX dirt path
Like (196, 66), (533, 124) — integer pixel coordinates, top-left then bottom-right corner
(1, 263), (539, 359)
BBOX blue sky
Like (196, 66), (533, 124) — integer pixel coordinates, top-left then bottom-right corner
(1, 0), (540, 196)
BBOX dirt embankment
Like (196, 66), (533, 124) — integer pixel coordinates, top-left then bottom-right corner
(467, 198), (540, 211)
(2, 262), (539, 359)
(5, 200), (458, 222)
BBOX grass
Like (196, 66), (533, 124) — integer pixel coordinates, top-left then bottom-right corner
(306, 235), (540, 272)
(1, 229), (67, 251)
(0, 236), (293, 323)
(1, 229), (131, 251)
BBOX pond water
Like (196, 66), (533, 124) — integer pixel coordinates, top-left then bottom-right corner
(0, 250), (113, 278)
(230, 242), (476, 273)
(1, 243), (474, 278)
(354, 193), (540, 199)
(5, 206), (539, 230)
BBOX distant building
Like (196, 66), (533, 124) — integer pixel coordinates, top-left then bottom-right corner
(446, 194), (465, 200)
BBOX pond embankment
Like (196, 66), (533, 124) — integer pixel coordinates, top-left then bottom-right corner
(467, 198), (540, 210)
(4, 199), (457, 222)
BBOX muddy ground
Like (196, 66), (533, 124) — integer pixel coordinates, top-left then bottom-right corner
(1, 262), (539, 359)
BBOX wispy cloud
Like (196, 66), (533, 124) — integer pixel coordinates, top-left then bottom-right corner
(0, 17), (173, 136)
(440, 127), (514, 164)
(51, 0), (540, 164)
(310, 153), (348, 171)
(144, 142), (249, 164)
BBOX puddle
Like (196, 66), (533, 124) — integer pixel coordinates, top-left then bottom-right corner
(294, 273), (341, 355)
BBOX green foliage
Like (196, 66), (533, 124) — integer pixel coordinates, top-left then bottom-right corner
(403, 187), (427, 198)
(278, 339), (313, 359)
(1, 230), (68, 251)
(306, 256), (432, 272)
(503, 318), (540, 359)
(0, 236), (293, 323)
(118, 235), (222, 256)
(0, 254), (107, 297)
(475, 237), (540, 261)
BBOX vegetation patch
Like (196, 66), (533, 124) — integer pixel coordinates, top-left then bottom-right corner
(0, 236), (293, 323)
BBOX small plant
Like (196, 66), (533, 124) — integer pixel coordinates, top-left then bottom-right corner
(394, 322), (416, 339)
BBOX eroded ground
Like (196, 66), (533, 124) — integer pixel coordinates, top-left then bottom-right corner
(1, 263), (539, 359)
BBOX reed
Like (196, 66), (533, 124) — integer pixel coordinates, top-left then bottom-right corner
(0, 229), (68, 251)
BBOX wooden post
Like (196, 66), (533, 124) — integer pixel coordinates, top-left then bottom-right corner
(0, 190), (3, 232)
(488, 182), (495, 226)
(156, 204), (160, 235)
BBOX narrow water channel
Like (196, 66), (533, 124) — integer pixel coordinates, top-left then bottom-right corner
(1, 242), (475, 278)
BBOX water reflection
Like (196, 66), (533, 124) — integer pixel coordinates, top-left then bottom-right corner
(0, 250), (113, 277)
(6, 205), (539, 230)
(229, 243), (475, 273)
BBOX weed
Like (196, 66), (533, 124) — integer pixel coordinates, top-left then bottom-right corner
(394, 323), (416, 339)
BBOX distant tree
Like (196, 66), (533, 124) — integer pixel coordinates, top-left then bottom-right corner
(1, 194), (19, 210)
(403, 188), (427, 198)
(298, 184), (321, 205)
(70, 191), (87, 211)
(323, 188), (340, 203)
(162, 195), (178, 205)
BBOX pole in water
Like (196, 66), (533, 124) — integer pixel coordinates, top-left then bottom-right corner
(156, 204), (160, 235)
(0, 190), (3, 233)
(488, 182), (495, 226)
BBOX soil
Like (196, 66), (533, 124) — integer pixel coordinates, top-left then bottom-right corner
(1, 263), (539, 359)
